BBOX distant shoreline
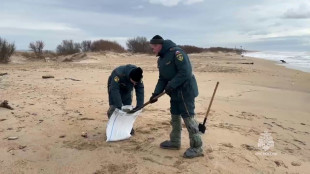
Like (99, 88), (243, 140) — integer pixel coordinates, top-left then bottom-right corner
(243, 51), (310, 73)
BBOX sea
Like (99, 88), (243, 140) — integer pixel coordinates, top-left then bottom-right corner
(243, 51), (310, 73)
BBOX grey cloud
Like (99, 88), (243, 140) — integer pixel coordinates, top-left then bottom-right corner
(283, 4), (310, 19)
(148, 0), (204, 7)
(284, 13), (310, 19)
(245, 30), (270, 36)
(242, 36), (310, 51)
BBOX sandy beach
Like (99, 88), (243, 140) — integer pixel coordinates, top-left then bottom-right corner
(1, 52), (310, 174)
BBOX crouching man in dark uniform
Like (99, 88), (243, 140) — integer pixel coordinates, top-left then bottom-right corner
(107, 65), (144, 135)
(149, 35), (203, 158)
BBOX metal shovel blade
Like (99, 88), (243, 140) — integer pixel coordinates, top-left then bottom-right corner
(199, 123), (206, 134)
(127, 109), (138, 114)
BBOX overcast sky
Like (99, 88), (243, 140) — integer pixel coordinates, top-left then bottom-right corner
(1, 0), (310, 51)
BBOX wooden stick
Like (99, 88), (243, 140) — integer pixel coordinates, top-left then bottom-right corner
(203, 82), (219, 125)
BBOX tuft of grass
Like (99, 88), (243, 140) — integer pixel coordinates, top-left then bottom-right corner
(0, 37), (15, 63)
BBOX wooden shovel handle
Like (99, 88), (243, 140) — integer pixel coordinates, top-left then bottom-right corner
(203, 82), (219, 125)
(136, 92), (166, 110)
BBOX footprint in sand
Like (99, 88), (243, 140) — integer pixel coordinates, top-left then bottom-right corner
(271, 122), (297, 133)
(164, 156), (173, 159)
(161, 122), (170, 126)
(274, 160), (288, 168)
(123, 138), (153, 152)
(263, 116), (277, 121)
(150, 127), (158, 131)
(241, 144), (259, 151)
(94, 163), (135, 174)
(62, 139), (104, 151)
(173, 159), (187, 169)
(220, 143), (234, 148)
(234, 111), (260, 121)
(263, 122), (273, 127)
(214, 123), (248, 135)
(291, 161), (301, 166)
(284, 147), (294, 153)
(136, 129), (151, 134)
(293, 139), (306, 146)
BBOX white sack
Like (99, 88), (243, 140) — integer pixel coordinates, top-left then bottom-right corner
(106, 105), (141, 142)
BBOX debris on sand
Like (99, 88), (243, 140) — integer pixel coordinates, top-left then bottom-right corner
(0, 73), (8, 76)
(220, 143), (234, 148)
(0, 100), (14, 110)
(8, 137), (18, 140)
(241, 62), (254, 65)
(65, 78), (81, 81)
(225, 62), (254, 65)
(18, 145), (27, 150)
(81, 132), (88, 138)
(42, 75), (54, 79)
(59, 135), (66, 138)
(79, 117), (95, 121)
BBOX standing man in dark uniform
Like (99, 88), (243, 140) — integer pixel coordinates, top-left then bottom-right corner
(149, 35), (203, 158)
(107, 65), (144, 134)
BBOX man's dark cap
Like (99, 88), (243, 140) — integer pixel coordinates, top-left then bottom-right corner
(129, 67), (143, 82)
(150, 35), (164, 44)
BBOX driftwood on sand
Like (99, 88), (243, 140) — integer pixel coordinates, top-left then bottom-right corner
(65, 78), (81, 81)
(42, 75), (54, 79)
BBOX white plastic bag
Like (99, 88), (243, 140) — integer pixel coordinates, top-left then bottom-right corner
(106, 105), (141, 142)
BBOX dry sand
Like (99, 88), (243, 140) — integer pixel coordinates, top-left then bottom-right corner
(0, 52), (310, 174)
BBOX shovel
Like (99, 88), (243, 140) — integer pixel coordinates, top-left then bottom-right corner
(199, 82), (219, 134)
(127, 92), (166, 114)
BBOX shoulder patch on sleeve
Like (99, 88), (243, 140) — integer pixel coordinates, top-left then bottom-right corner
(176, 51), (184, 61)
(114, 76), (120, 83)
